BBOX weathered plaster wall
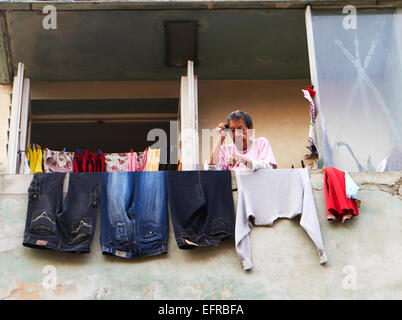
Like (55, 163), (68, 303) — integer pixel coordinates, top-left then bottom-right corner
(0, 171), (401, 300)
(0, 84), (12, 174)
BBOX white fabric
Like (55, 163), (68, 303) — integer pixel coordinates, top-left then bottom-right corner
(205, 159), (273, 171)
(250, 159), (274, 170)
(311, 9), (402, 171)
(235, 168), (328, 271)
(302, 89), (317, 145)
(21, 154), (31, 174)
(376, 158), (388, 172)
(344, 171), (359, 200)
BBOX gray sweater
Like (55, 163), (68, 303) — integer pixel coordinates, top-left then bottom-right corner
(235, 168), (328, 271)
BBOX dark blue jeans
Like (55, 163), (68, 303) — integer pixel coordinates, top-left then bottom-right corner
(100, 172), (168, 259)
(23, 172), (100, 253)
(167, 171), (235, 249)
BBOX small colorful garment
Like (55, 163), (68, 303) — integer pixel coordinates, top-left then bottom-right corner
(105, 153), (129, 172)
(26, 144), (43, 173)
(43, 148), (74, 173)
(73, 149), (105, 172)
(145, 148), (160, 171)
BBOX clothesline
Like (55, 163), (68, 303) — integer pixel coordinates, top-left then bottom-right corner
(24, 143), (161, 174)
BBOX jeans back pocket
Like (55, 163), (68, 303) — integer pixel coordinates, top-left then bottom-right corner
(70, 217), (93, 245)
(29, 209), (56, 236)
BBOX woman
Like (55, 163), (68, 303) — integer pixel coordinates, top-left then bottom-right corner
(208, 110), (277, 170)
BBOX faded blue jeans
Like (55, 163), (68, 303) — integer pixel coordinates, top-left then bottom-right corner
(100, 171), (168, 259)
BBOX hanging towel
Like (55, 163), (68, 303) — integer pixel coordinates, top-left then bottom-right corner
(235, 168), (328, 271)
(145, 148), (160, 171)
(43, 148), (74, 173)
(324, 166), (359, 223)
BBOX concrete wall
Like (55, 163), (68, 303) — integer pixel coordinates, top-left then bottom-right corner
(0, 170), (401, 300)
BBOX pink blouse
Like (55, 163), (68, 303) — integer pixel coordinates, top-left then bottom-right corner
(220, 137), (277, 170)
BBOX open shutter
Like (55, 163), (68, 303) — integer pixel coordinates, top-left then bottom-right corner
(178, 60), (199, 170)
(6, 62), (31, 174)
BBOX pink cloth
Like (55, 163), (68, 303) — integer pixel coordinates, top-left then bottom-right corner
(220, 137), (277, 170)
(126, 152), (138, 172)
(136, 150), (148, 172)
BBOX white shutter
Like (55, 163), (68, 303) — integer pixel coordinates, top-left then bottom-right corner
(6, 62), (31, 174)
(179, 60), (199, 170)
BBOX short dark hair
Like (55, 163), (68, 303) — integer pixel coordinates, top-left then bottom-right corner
(226, 110), (253, 129)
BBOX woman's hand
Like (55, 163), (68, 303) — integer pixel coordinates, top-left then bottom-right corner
(229, 153), (252, 169)
(209, 123), (227, 165)
(215, 122), (227, 142)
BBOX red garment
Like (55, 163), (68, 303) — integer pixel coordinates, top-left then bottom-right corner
(323, 166), (358, 223)
(73, 149), (105, 172)
(304, 85), (316, 98)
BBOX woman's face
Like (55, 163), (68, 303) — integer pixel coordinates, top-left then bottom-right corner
(228, 119), (253, 151)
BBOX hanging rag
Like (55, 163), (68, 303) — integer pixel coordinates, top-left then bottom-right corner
(145, 148), (160, 171)
(302, 86), (317, 147)
(136, 151), (147, 172)
(126, 151), (138, 172)
(73, 149), (105, 173)
(324, 166), (360, 223)
(105, 152), (129, 172)
(43, 148), (74, 173)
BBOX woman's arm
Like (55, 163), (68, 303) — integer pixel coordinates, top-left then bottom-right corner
(209, 123), (227, 165)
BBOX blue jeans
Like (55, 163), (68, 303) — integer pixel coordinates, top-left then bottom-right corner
(100, 171), (168, 259)
(167, 171), (235, 249)
(23, 172), (100, 253)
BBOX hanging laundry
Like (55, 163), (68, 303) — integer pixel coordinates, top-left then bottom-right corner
(177, 158), (182, 171)
(167, 171), (235, 249)
(43, 148), (74, 173)
(324, 166), (360, 223)
(145, 148), (160, 171)
(26, 143), (43, 173)
(100, 171), (168, 259)
(126, 151), (138, 172)
(105, 152), (129, 172)
(235, 168), (328, 271)
(73, 149), (105, 173)
(136, 150), (148, 172)
(23, 172), (100, 253)
(302, 86), (318, 149)
(19, 152), (31, 174)
(344, 171), (360, 204)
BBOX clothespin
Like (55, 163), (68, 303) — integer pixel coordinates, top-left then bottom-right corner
(291, 165), (294, 169)
(97, 149), (102, 155)
(301, 160), (305, 168)
(130, 148), (134, 154)
(63, 147), (66, 152)
(77, 148), (81, 155)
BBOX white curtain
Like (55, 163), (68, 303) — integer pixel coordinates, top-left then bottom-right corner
(311, 8), (402, 172)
